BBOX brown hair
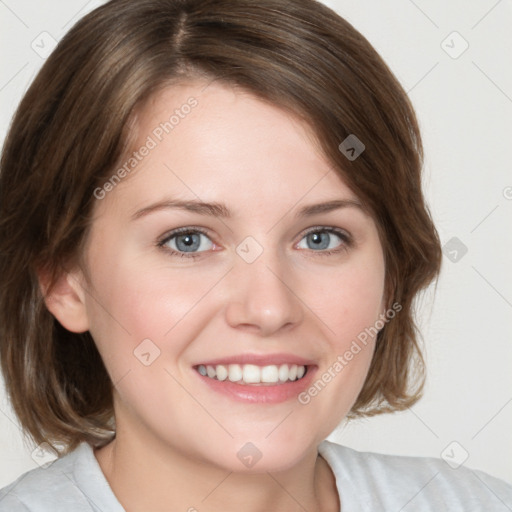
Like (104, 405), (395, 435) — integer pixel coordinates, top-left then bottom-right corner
(0, 0), (442, 456)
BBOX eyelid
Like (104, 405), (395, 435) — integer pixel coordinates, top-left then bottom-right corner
(157, 225), (212, 246)
(299, 225), (352, 243)
(157, 225), (353, 258)
(157, 226), (216, 260)
(295, 226), (353, 256)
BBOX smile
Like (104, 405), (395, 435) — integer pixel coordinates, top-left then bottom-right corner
(195, 363), (307, 385)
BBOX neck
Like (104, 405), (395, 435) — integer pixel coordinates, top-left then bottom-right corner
(94, 429), (339, 512)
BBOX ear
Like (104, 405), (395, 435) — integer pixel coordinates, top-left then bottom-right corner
(38, 264), (90, 333)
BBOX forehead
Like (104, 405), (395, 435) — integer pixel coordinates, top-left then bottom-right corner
(92, 81), (361, 220)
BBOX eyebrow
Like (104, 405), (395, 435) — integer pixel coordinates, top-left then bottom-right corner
(130, 198), (365, 221)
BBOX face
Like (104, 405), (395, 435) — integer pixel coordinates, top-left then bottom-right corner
(74, 81), (386, 472)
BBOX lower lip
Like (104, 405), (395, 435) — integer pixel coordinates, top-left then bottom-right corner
(194, 366), (317, 404)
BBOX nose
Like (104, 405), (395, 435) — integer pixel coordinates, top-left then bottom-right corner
(224, 249), (304, 337)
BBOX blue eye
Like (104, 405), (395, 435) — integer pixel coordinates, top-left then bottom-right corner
(297, 227), (351, 256)
(158, 227), (213, 259)
(157, 226), (352, 259)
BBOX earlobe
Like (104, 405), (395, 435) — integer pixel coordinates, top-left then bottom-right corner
(38, 265), (90, 333)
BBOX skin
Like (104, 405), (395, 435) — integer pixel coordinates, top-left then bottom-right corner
(44, 81), (386, 512)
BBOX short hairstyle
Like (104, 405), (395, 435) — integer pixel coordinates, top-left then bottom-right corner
(0, 0), (442, 456)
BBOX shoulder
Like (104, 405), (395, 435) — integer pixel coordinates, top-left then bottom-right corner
(0, 443), (96, 512)
(318, 439), (512, 511)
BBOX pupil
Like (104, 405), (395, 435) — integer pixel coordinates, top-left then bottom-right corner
(176, 233), (200, 252)
(309, 232), (328, 250)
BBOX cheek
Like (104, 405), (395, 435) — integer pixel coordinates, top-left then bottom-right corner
(81, 234), (386, 460)
(313, 249), (386, 349)
(298, 247), (385, 420)
(84, 256), (223, 372)
(86, 235), (385, 368)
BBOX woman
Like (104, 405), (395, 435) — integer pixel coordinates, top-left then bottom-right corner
(0, 0), (510, 510)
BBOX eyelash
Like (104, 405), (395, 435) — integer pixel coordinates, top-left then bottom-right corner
(157, 226), (353, 260)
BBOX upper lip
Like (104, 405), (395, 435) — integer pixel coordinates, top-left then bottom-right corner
(195, 353), (316, 367)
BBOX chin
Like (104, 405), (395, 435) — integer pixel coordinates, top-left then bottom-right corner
(200, 434), (316, 474)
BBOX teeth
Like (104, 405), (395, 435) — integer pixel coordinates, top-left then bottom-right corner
(197, 363), (307, 384)
(228, 364), (242, 382)
(216, 365), (228, 381)
(243, 364), (260, 384)
(261, 365), (279, 383)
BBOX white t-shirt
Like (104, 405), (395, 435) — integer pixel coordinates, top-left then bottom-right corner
(1, 439), (511, 511)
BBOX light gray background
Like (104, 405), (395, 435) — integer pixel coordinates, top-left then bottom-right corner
(1, 0), (511, 488)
